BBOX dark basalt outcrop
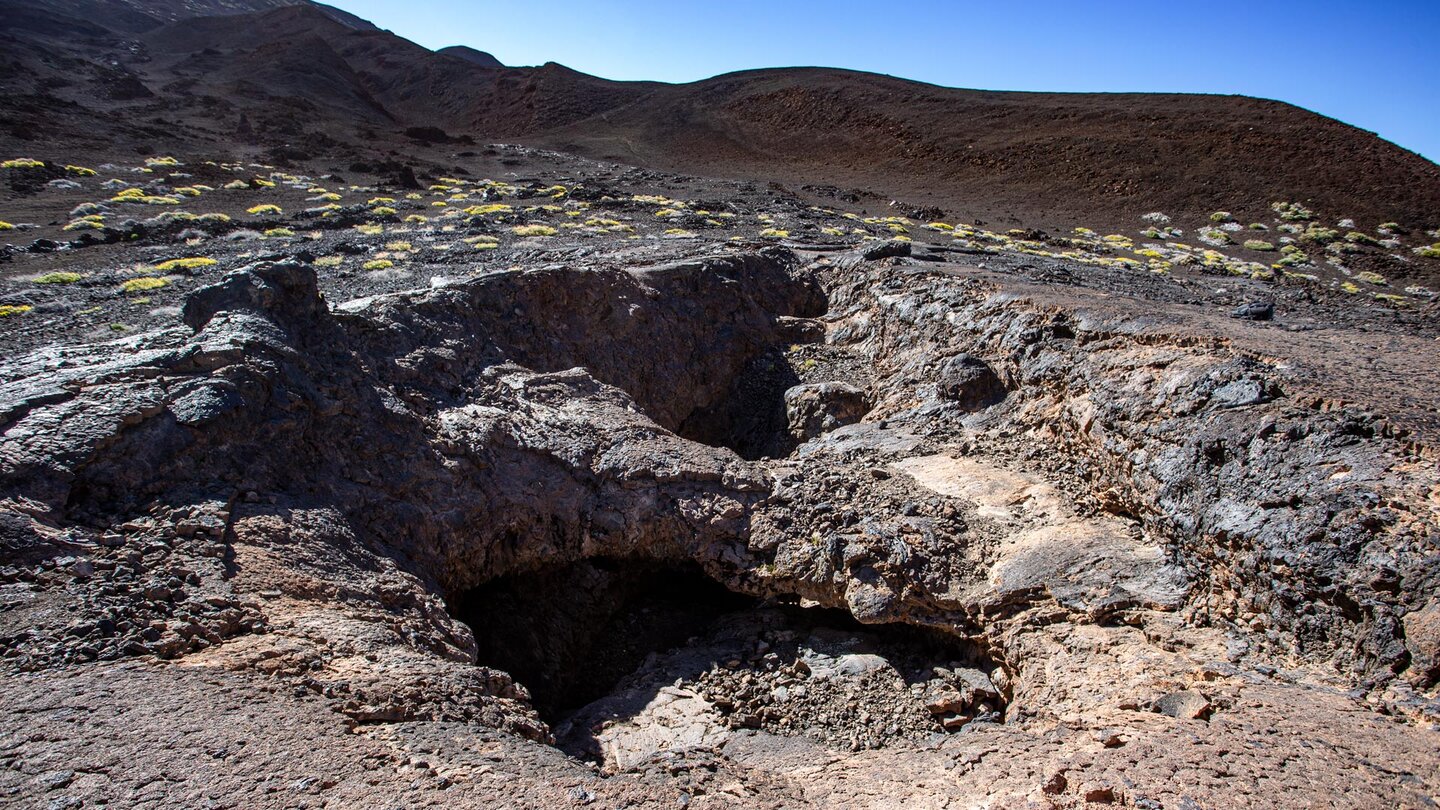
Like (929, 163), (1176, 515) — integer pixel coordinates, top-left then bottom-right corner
(1, 246), (1438, 807)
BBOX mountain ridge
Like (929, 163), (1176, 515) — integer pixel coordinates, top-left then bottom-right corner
(1, 0), (1437, 233)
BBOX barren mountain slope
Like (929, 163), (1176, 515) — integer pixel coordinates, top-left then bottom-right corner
(3, 2), (1437, 240)
(538, 67), (1440, 232)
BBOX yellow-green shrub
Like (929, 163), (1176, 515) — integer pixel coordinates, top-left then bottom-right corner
(35, 272), (83, 284)
(153, 257), (217, 272)
(121, 277), (168, 293)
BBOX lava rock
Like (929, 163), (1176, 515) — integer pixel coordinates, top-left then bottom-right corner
(1154, 690), (1212, 720)
(935, 354), (1005, 409)
(861, 239), (912, 261)
(784, 382), (872, 442)
(1231, 301), (1275, 321)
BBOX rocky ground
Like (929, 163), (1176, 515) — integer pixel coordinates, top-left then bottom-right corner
(1, 146), (1439, 808)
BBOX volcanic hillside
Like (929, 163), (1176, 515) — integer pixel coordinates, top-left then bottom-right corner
(3, 0), (1438, 235)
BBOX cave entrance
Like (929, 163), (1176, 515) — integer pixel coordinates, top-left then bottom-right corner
(676, 346), (800, 460)
(452, 558), (757, 722)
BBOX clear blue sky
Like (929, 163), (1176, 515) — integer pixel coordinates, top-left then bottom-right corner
(328, 0), (1440, 162)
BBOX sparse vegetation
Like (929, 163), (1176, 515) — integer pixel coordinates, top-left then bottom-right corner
(35, 272), (83, 284)
(0, 304), (33, 316)
(465, 204), (513, 216)
(363, 259), (395, 270)
(1298, 225), (1339, 244)
(1243, 239), (1275, 251)
(1271, 201), (1315, 221)
(120, 277), (168, 293)
(760, 228), (789, 238)
(511, 224), (557, 237)
(246, 204), (283, 215)
(2, 158), (45, 169)
(153, 257), (218, 272)
(111, 188), (182, 205)
(1198, 227), (1232, 246)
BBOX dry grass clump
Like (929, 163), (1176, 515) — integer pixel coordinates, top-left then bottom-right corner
(35, 272), (83, 284)
(120, 277), (168, 293)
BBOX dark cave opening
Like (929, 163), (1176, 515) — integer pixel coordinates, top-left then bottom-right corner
(676, 346), (801, 460)
(452, 558), (758, 722)
(453, 557), (1008, 744)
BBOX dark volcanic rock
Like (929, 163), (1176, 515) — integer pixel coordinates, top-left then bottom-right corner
(1231, 301), (1275, 321)
(934, 353), (1005, 410)
(785, 382), (871, 442)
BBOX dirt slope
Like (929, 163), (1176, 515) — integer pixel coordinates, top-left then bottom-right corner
(539, 68), (1440, 231)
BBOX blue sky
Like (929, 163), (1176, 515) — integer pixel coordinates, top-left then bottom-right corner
(328, 0), (1440, 162)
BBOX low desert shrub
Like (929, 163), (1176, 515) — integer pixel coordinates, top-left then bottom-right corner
(120, 277), (168, 293)
(1271, 201), (1315, 221)
(35, 272), (83, 284)
(1298, 225), (1339, 244)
